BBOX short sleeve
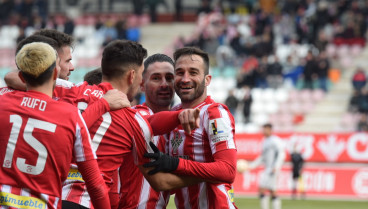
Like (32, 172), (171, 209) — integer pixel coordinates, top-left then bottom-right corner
(73, 110), (96, 162)
(132, 112), (153, 165)
(205, 104), (236, 154)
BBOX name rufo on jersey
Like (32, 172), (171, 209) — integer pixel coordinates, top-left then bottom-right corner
(20, 97), (47, 111)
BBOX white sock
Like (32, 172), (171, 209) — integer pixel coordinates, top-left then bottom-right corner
(271, 197), (281, 209)
(260, 195), (269, 209)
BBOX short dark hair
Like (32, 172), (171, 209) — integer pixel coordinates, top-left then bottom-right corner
(84, 68), (102, 85)
(173, 47), (210, 75)
(101, 40), (147, 80)
(16, 35), (59, 54)
(143, 53), (174, 76)
(21, 65), (55, 87)
(263, 123), (273, 129)
(33, 29), (74, 52)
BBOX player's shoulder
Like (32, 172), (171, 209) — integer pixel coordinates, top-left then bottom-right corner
(132, 104), (153, 116)
(0, 87), (16, 96)
(202, 102), (232, 119)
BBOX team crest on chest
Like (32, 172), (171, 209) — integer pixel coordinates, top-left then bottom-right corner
(171, 131), (183, 154)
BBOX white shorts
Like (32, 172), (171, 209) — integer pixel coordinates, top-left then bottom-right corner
(259, 171), (279, 191)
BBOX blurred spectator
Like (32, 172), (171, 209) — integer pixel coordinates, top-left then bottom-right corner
(174, 0), (183, 21)
(357, 114), (368, 132)
(197, 0), (212, 15)
(348, 89), (360, 113)
(64, 16), (75, 35)
(16, 28), (26, 44)
(146, 0), (168, 23)
(126, 17), (141, 42)
(131, 0), (144, 16)
(242, 87), (252, 123)
(216, 45), (235, 72)
(302, 51), (317, 89)
(352, 68), (366, 91)
(290, 144), (305, 200)
(0, 0), (14, 25)
(253, 32), (273, 58)
(255, 56), (269, 88)
(115, 19), (127, 40)
(267, 56), (283, 89)
(358, 88), (368, 114)
(225, 89), (239, 116)
(316, 50), (330, 92)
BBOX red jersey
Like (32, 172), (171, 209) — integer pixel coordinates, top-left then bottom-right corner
(0, 90), (96, 209)
(118, 104), (170, 209)
(54, 81), (154, 208)
(169, 96), (237, 209)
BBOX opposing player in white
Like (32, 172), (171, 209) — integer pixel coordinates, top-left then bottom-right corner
(246, 123), (285, 209)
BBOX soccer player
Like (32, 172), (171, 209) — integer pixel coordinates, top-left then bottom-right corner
(5, 29), (74, 90)
(0, 42), (109, 209)
(118, 53), (176, 209)
(52, 40), (200, 209)
(290, 145), (305, 199)
(248, 123), (285, 209)
(144, 47), (238, 209)
(4, 33), (129, 128)
(84, 68), (102, 85)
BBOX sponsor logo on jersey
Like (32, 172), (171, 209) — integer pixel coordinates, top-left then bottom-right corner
(227, 188), (234, 203)
(0, 192), (46, 209)
(171, 131), (183, 155)
(209, 119), (228, 143)
(67, 168), (84, 182)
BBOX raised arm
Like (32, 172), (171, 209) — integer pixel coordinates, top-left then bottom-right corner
(4, 71), (26, 90)
(147, 108), (200, 135)
(81, 89), (130, 128)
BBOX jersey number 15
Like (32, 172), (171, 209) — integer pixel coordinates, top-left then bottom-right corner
(2, 114), (56, 175)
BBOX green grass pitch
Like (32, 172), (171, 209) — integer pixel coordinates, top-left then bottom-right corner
(166, 196), (367, 209)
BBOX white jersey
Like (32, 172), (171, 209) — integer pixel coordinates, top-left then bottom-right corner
(250, 135), (285, 174)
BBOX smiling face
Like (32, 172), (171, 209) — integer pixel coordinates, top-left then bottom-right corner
(174, 54), (211, 108)
(58, 46), (74, 80)
(142, 61), (174, 111)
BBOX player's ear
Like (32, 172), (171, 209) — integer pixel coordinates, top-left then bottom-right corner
(128, 69), (135, 85)
(205, 74), (212, 87)
(18, 71), (26, 83)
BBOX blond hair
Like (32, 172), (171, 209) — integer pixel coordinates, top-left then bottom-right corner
(16, 42), (57, 78)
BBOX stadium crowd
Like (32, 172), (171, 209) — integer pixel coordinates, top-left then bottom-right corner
(165, 0), (368, 131)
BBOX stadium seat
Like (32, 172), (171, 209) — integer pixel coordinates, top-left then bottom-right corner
(312, 89), (325, 102)
(275, 88), (289, 103)
(264, 102), (279, 114)
(251, 113), (269, 125)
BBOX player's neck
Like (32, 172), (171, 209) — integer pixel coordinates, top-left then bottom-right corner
(146, 102), (170, 113)
(26, 82), (54, 97)
(103, 78), (128, 94)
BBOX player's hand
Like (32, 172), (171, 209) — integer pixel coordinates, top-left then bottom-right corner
(103, 89), (130, 110)
(143, 142), (179, 175)
(179, 108), (200, 134)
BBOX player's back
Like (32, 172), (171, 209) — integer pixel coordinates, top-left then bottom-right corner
(0, 90), (87, 209)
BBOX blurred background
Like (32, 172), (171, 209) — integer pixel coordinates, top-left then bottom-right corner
(0, 0), (367, 204)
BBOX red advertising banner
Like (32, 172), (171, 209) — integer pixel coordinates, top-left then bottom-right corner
(236, 133), (368, 163)
(234, 164), (368, 199)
